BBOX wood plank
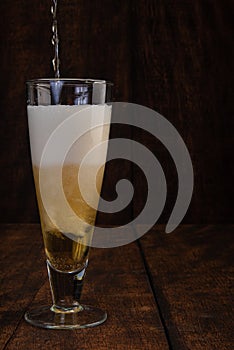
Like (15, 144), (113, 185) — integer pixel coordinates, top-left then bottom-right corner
(131, 0), (234, 224)
(0, 224), (46, 349)
(139, 225), (234, 350)
(0, 224), (169, 350)
(0, 0), (233, 225)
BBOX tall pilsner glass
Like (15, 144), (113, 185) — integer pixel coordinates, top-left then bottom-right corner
(25, 79), (112, 329)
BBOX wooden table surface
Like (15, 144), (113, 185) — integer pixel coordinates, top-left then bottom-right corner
(0, 224), (233, 349)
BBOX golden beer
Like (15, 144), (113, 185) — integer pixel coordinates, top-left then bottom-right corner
(32, 164), (105, 271)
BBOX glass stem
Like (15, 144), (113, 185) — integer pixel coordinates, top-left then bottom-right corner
(47, 260), (88, 313)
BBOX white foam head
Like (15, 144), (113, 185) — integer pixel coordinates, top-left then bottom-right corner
(27, 105), (111, 167)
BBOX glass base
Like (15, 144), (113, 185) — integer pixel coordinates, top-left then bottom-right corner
(24, 305), (107, 329)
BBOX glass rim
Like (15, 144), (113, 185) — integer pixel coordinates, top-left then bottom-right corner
(26, 78), (113, 86)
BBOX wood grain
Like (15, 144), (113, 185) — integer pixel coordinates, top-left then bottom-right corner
(0, 224), (233, 349)
(139, 224), (234, 350)
(0, 224), (46, 349)
(131, 0), (234, 224)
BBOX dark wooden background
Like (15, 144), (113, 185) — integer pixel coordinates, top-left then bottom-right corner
(0, 0), (233, 225)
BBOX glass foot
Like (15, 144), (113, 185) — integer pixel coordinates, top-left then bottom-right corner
(24, 305), (107, 329)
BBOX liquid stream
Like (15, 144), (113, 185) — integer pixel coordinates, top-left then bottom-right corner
(51, 0), (60, 78)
